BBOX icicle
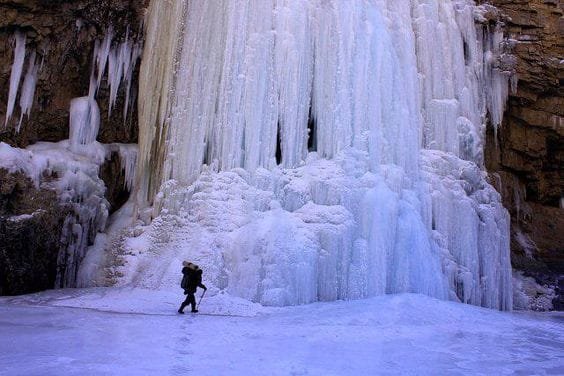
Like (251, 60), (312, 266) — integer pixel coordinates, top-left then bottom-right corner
(85, 27), (142, 120)
(5, 32), (26, 127)
(117, 144), (138, 191)
(69, 96), (101, 151)
(483, 25), (511, 131)
(17, 51), (40, 132)
(123, 42), (142, 123)
(95, 27), (113, 93)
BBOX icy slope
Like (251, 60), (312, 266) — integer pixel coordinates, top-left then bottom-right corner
(1, 291), (562, 375)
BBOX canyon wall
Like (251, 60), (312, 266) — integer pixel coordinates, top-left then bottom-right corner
(485, 0), (563, 307)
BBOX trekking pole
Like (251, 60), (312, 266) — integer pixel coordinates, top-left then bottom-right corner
(197, 290), (206, 310)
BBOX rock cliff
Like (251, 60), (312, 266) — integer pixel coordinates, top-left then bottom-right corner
(485, 0), (563, 308)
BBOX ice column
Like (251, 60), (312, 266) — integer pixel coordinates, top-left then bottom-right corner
(413, 0), (511, 166)
(134, 0), (185, 210)
(138, 0), (424, 207)
(69, 97), (101, 152)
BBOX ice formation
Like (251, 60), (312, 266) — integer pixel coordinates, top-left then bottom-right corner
(3, 31), (42, 130)
(65, 26), (142, 147)
(89, 27), (142, 121)
(17, 51), (40, 132)
(69, 97), (101, 152)
(0, 140), (137, 287)
(121, 0), (514, 310)
(0, 141), (108, 286)
(117, 144), (138, 191)
(1, 25), (142, 288)
(5, 32), (27, 127)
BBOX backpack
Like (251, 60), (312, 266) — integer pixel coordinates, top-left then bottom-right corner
(181, 274), (189, 289)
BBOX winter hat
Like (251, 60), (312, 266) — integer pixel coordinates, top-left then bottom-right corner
(182, 261), (191, 267)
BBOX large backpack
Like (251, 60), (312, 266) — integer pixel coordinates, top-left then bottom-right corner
(180, 274), (189, 289)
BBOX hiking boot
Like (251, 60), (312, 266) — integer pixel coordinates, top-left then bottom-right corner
(178, 309), (184, 314)
(191, 309), (198, 313)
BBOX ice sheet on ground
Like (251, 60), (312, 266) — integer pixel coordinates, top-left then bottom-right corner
(1, 290), (562, 375)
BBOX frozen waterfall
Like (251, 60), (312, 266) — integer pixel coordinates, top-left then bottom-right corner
(122, 0), (512, 309)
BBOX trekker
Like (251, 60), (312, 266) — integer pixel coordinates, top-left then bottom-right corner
(178, 261), (207, 314)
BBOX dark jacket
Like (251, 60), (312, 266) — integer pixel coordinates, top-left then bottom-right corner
(181, 265), (206, 293)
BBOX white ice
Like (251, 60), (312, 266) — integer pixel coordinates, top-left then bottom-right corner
(125, 0), (512, 310)
(17, 50), (39, 132)
(89, 26), (142, 120)
(4, 32), (26, 127)
(3, 31), (42, 131)
(1, 290), (562, 375)
(69, 96), (101, 152)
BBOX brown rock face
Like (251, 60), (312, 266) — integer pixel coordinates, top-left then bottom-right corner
(0, 0), (146, 148)
(0, 169), (69, 295)
(485, 0), (563, 296)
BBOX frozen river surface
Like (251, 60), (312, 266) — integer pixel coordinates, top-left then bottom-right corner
(1, 289), (563, 375)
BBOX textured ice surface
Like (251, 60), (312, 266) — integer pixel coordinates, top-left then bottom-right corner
(1, 290), (562, 375)
(116, 149), (511, 309)
(123, 0), (513, 309)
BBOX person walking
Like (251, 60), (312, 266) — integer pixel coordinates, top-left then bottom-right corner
(178, 261), (207, 314)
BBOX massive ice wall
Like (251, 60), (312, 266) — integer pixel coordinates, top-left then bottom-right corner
(128, 0), (512, 309)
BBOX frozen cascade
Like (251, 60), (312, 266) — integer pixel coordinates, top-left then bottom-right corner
(39, 26), (142, 287)
(69, 97), (101, 152)
(1, 28), (141, 288)
(123, 0), (512, 309)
